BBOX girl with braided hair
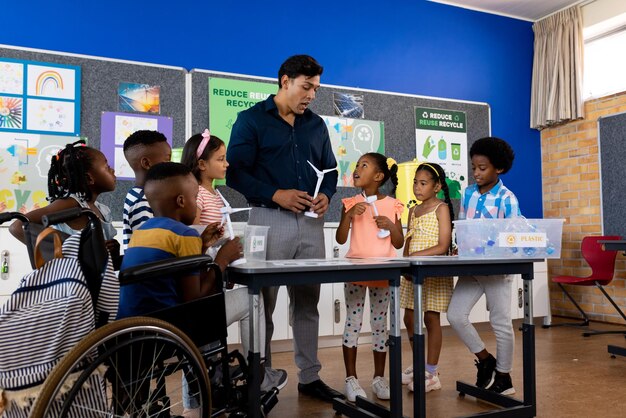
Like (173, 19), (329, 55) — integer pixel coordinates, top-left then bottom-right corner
(10, 140), (119, 264)
(400, 162), (455, 393)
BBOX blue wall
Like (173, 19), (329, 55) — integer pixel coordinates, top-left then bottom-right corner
(1, 0), (542, 216)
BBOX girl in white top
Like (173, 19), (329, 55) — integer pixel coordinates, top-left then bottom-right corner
(180, 129), (288, 408)
(181, 129), (228, 224)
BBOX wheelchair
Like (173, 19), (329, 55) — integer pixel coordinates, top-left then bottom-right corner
(0, 208), (275, 418)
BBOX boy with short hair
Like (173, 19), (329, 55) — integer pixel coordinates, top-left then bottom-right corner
(119, 162), (286, 417)
(447, 137), (521, 396)
(122, 130), (172, 249)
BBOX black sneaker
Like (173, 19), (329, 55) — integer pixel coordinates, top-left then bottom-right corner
(474, 354), (496, 388)
(488, 372), (516, 395)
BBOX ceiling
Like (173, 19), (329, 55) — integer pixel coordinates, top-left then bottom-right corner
(429, 0), (584, 21)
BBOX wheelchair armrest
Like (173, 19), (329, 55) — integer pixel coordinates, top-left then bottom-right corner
(0, 211), (29, 224)
(119, 255), (221, 286)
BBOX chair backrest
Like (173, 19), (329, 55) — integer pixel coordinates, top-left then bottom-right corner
(581, 235), (621, 284)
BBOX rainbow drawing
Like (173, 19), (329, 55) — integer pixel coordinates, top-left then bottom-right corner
(36, 71), (64, 95)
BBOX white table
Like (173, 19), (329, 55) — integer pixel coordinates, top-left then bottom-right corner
(228, 258), (408, 418)
(402, 256), (542, 418)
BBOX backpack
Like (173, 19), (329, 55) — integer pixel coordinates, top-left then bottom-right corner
(0, 227), (118, 416)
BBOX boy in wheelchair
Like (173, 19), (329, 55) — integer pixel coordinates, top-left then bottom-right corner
(119, 162), (287, 417)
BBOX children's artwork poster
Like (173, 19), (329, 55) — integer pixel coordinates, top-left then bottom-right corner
(0, 132), (80, 213)
(333, 92), (364, 119)
(323, 116), (385, 187)
(414, 107), (468, 199)
(208, 77), (277, 185)
(25, 98), (76, 133)
(0, 96), (22, 130)
(100, 112), (173, 180)
(0, 57), (80, 136)
(0, 61), (23, 95)
(118, 82), (161, 113)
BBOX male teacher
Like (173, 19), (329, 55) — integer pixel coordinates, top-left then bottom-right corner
(226, 55), (342, 402)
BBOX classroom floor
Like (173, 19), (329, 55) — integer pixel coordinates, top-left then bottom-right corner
(264, 318), (626, 417)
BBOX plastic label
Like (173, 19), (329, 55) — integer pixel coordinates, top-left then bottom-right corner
(249, 235), (266, 253)
(499, 232), (547, 248)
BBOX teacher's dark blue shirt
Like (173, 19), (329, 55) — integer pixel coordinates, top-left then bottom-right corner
(226, 95), (338, 207)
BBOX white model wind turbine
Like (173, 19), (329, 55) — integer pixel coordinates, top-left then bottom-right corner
(362, 192), (390, 238)
(304, 160), (337, 218)
(216, 189), (251, 266)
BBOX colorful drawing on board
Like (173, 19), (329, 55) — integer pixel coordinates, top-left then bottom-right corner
(100, 111), (173, 181)
(35, 70), (64, 96)
(0, 132), (78, 213)
(25, 98), (75, 134)
(323, 116), (384, 187)
(118, 82), (160, 113)
(0, 96), (23, 129)
(0, 60), (24, 95)
(27, 64), (77, 100)
(113, 114), (159, 145)
(114, 147), (133, 178)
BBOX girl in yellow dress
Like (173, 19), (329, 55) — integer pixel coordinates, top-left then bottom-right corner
(400, 162), (455, 392)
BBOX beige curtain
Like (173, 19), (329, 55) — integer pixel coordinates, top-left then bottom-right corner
(530, 6), (584, 130)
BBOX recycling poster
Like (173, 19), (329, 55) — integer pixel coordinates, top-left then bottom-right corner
(414, 107), (468, 199)
(208, 77), (278, 184)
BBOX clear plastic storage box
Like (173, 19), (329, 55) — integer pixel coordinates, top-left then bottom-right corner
(454, 218), (565, 258)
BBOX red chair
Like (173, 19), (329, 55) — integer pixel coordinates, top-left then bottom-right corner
(547, 235), (626, 337)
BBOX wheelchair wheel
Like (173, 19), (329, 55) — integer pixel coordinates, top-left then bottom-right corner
(31, 316), (211, 418)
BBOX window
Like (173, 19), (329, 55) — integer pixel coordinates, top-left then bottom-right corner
(583, 14), (626, 100)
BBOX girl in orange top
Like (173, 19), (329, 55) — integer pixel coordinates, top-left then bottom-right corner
(335, 152), (404, 402)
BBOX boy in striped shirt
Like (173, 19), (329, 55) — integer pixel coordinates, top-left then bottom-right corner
(447, 137), (521, 396)
(122, 130), (172, 249)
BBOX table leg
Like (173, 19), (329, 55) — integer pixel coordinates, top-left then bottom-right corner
(248, 291), (262, 418)
(522, 277), (536, 416)
(413, 280), (426, 418)
(388, 281), (403, 417)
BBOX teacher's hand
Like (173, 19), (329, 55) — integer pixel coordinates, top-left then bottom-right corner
(272, 189), (312, 213)
(310, 193), (329, 216)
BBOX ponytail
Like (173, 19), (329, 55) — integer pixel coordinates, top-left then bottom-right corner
(363, 152), (398, 195)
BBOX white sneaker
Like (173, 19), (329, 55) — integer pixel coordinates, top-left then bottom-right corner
(401, 365), (413, 385)
(345, 376), (367, 402)
(425, 371), (442, 392)
(371, 376), (390, 400)
(408, 371), (442, 392)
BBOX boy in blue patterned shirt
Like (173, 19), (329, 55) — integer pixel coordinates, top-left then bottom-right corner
(448, 137), (521, 396)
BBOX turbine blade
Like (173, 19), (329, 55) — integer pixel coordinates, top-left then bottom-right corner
(231, 208), (252, 214)
(307, 160), (321, 173)
(216, 189), (230, 207)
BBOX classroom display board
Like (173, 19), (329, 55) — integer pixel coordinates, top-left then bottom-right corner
(190, 70), (490, 223)
(0, 44), (489, 224)
(0, 58), (81, 135)
(0, 46), (187, 220)
(599, 111), (626, 237)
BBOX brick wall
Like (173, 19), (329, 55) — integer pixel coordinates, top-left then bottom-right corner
(541, 91), (626, 324)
